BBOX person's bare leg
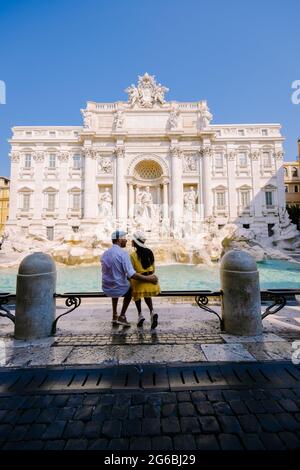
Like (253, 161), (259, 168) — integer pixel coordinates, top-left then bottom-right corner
(135, 299), (145, 327)
(145, 297), (158, 329)
(112, 298), (118, 321)
(119, 289), (132, 318)
(144, 297), (153, 313)
(135, 299), (142, 315)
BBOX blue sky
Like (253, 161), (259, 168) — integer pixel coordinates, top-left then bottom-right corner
(0, 0), (299, 177)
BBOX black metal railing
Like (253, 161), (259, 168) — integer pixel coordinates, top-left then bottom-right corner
(1, 289), (300, 335)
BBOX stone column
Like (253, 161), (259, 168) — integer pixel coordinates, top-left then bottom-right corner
(226, 148), (238, 221)
(115, 146), (127, 225)
(83, 149), (98, 219)
(8, 151), (21, 221)
(250, 149), (262, 217)
(163, 181), (169, 220)
(201, 144), (213, 218)
(128, 183), (134, 218)
(274, 149), (285, 211)
(170, 145), (183, 232)
(198, 152), (204, 218)
(157, 185), (161, 205)
(58, 152), (69, 220)
(32, 152), (45, 221)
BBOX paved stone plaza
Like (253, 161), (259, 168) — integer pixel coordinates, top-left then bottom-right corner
(0, 300), (300, 367)
(0, 299), (300, 451)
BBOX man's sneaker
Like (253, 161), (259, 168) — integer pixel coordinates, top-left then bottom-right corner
(137, 315), (145, 328)
(117, 316), (131, 327)
(112, 316), (119, 326)
(150, 312), (158, 330)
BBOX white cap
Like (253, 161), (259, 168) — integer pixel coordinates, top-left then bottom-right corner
(111, 230), (127, 240)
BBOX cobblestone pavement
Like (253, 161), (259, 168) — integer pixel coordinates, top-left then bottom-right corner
(0, 385), (300, 450)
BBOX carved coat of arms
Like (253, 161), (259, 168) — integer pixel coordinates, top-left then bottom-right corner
(125, 73), (169, 108)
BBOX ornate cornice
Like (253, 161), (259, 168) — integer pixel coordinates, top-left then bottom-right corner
(83, 148), (96, 159)
(9, 151), (20, 163)
(274, 150), (284, 160)
(58, 151), (70, 162)
(114, 147), (125, 158)
(32, 152), (45, 162)
(227, 151), (237, 161)
(170, 145), (183, 158)
(200, 146), (213, 158)
(250, 151), (260, 161)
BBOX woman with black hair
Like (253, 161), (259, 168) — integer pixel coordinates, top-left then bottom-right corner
(130, 231), (161, 328)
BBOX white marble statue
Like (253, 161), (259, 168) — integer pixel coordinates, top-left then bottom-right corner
(99, 188), (112, 217)
(113, 110), (124, 129)
(82, 110), (93, 129)
(168, 108), (179, 129)
(155, 83), (168, 105)
(184, 187), (197, 213)
(135, 186), (153, 229)
(199, 101), (213, 129)
(125, 84), (140, 106)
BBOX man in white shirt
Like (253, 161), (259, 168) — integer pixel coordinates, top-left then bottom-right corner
(101, 230), (158, 326)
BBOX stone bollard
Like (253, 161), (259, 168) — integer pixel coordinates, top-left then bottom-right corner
(220, 249), (262, 335)
(14, 252), (56, 340)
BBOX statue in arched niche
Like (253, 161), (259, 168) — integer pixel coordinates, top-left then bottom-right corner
(99, 187), (112, 217)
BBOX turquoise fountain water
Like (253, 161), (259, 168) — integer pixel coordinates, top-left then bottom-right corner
(0, 260), (299, 294)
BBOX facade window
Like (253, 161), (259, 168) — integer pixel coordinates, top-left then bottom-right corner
(49, 154), (56, 168)
(216, 191), (225, 209)
(238, 152), (247, 167)
(284, 167), (288, 176)
(24, 154), (32, 168)
(22, 193), (30, 210)
(46, 227), (54, 241)
(238, 129), (245, 136)
(295, 185), (299, 193)
(243, 224), (250, 229)
(47, 193), (56, 211)
(73, 154), (81, 169)
(265, 191), (273, 206)
(218, 224), (225, 230)
(49, 131), (56, 136)
(25, 131), (32, 136)
(285, 185), (288, 193)
(72, 226), (79, 233)
(262, 129), (268, 136)
(214, 153), (223, 168)
(262, 152), (272, 167)
(72, 193), (81, 210)
(241, 190), (250, 208)
(292, 167), (298, 177)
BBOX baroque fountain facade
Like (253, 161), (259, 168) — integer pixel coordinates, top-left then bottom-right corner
(2, 73), (299, 267)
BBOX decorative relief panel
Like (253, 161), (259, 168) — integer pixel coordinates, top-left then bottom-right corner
(98, 156), (113, 174)
(183, 154), (198, 172)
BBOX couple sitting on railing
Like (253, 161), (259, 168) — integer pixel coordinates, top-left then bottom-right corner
(101, 230), (160, 329)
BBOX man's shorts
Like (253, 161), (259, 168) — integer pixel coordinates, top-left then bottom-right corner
(123, 287), (132, 299)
